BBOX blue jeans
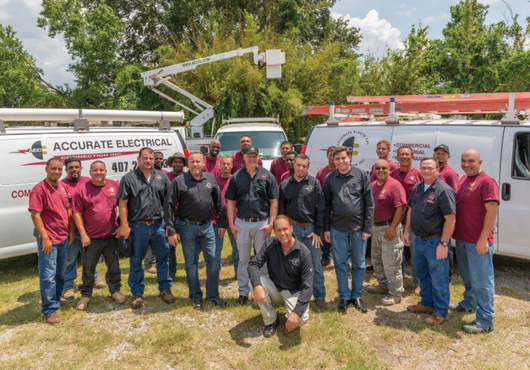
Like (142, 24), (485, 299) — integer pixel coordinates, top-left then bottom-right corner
(293, 224), (326, 300)
(321, 240), (332, 262)
(128, 220), (172, 296)
(64, 232), (99, 291)
(213, 224), (239, 273)
(176, 220), (220, 301)
(414, 235), (450, 318)
(455, 240), (495, 331)
(330, 227), (366, 300)
(37, 238), (69, 316)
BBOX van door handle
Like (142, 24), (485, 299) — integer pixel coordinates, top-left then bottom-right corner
(502, 183), (511, 201)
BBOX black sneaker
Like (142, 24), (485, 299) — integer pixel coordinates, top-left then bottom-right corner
(337, 299), (349, 314)
(208, 298), (227, 307)
(236, 295), (248, 305)
(263, 317), (279, 338)
(349, 298), (368, 313)
(193, 299), (203, 310)
(449, 303), (475, 313)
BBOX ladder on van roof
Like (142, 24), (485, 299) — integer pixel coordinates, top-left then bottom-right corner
(302, 92), (530, 124)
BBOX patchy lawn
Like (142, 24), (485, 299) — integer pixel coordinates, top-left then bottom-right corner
(1, 242), (529, 370)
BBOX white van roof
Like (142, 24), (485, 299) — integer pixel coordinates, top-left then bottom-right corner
(217, 122), (285, 133)
(314, 119), (530, 127)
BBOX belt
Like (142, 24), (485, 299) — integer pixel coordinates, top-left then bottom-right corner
(416, 233), (442, 241)
(179, 218), (208, 225)
(287, 217), (314, 228)
(374, 220), (392, 227)
(136, 220), (159, 225)
(240, 217), (268, 223)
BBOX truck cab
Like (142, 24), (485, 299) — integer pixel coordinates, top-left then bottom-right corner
(213, 118), (288, 170)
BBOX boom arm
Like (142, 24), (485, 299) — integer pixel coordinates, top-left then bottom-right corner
(141, 47), (285, 138)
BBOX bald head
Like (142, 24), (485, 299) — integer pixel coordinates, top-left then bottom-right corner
(373, 159), (390, 183)
(209, 139), (221, 158)
(461, 149), (482, 176)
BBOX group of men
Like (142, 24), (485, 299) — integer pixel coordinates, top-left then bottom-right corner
(29, 133), (498, 337)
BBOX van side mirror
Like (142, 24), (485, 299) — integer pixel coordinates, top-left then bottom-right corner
(200, 146), (208, 155)
(294, 143), (302, 154)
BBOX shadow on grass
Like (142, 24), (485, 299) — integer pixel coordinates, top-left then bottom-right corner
(373, 306), (465, 340)
(0, 254), (39, 284)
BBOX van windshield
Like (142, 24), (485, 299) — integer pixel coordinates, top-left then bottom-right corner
(216, 131), (287, 159)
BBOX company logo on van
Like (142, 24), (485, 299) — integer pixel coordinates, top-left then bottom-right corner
(11, 141), (48, 160)
(336, 130), (370, 167)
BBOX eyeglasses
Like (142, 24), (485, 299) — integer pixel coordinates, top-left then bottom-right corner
(374, 166), (388, 170)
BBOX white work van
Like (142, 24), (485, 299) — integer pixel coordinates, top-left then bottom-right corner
(213, 118), (288, 170)
(302, 119), (530, 260)
(0, 109), (186, 259)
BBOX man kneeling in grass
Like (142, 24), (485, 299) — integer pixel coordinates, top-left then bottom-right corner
(248, 216), (313, 338)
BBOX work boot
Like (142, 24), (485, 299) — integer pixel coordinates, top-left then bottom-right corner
(425, 314), (445, 325)
(146, 266), (157, 275)
(62, 288), (75, 301)
(159, 290), (176, 304)
(414, 286), (421, 295)
(407, 303), (434, 314)
(381, 295), (401, 306)
(236, 295), (248, 305)
(321, 259), (331, 267)
(131, 295), (143, 309)
(315, 300), (327, 310)
(111, 291), (126, 304)
(449, 303), (475, 313)
(44, 314), (62, 325)
(366, 284), (389, 295)
(94, 279), (107, 289)
(263, 317), (279, 338)
(76, 296), (90, 311)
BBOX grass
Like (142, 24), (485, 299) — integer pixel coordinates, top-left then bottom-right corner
(1, 243), (530, 370)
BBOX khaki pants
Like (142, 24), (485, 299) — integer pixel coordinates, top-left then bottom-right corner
(258, 275), (309, 326)
(371, 224), (404, 296)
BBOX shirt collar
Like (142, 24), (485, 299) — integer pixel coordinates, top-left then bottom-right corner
(274, 238), (301, 255)
(185, 170), (207, 181)
(289, 174), (308, 184)
(335, 166), (354, 178)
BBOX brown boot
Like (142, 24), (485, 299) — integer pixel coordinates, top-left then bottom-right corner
(146, 266), (157, 274)
(44, 314), (62, 325)
(131, 295), (143, 309)
(94, 279), (107, 289)
(160, 290), (176, 304)
(425, 314), (445, 325)
(407, 303), (434, 314)
(76, 297), (90, 311)
(111, 291), (126, 304)
(366, 284), (389, 295)
(315, 300), (327, 309)
(414, 286), (421, 295)
(62, 288), (75, 301)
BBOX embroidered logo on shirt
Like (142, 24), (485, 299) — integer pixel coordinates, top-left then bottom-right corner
(205, 182), (212, 188)
(303, 185), (314, 192)
(379, 188), (387, 199)
(108, 187), (116, 194)
(409, 176), (417, 183)
(155, 175), (162, 181)
(426, 193), (436, 203)
(467, 182), (475, 191)
(291, 258), (300, 267)
(260, 174), (267, 179)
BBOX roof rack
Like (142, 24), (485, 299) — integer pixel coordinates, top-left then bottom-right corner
(302, 92), (530, 125)
(220, 117), (280, 126)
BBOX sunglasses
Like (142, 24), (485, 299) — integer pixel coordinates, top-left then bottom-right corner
(374, 166), (389, 170)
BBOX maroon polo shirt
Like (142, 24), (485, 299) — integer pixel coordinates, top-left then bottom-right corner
(270, 157), (289, 184)
(454, 171), (499, 245)
(280, 171), (292, 184)
(390, 167), (422, 200)
(72, 180), (119, 239)
(212, 173), (232, 225)
(61, 176), (90, 196)
(28, 180), (70, 244)
(370, 160), (399, 182)
(231, 151), (263, 173)
(439, 164), (460, 191)
(167, 171), (183, 183)
(372, 177), (407, 223)
(205, 156), (221, 176)
(316, 165), (335, 189)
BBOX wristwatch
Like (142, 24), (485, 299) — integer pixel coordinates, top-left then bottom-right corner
(440, 241), (449, 247)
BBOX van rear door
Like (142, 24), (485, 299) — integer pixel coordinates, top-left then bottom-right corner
(498, 127), (530, 258)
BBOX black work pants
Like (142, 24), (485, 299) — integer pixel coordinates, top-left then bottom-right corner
(80, 235), (121, 297)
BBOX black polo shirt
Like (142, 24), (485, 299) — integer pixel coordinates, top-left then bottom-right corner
(225, 165), (278, 219)
(279, 175), (325, 234)
(164, 171), (226, 236)
(323, 167), (374, 234)
(408, 177), (456, 237)
(117, 168), (170, 222)
(248, 237), (313, 317)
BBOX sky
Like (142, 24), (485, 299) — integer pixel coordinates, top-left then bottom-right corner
(1, 0), (529, 87)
